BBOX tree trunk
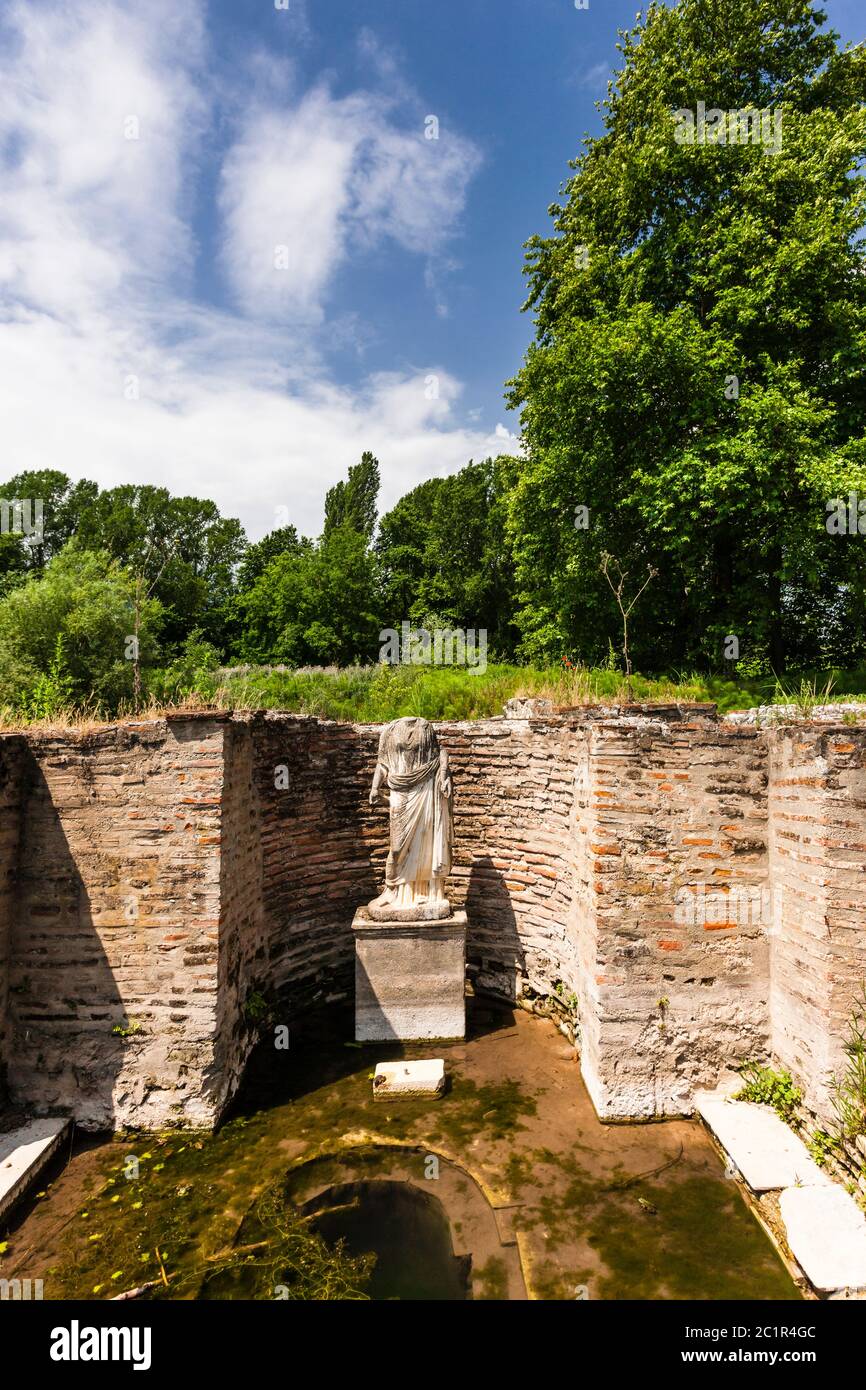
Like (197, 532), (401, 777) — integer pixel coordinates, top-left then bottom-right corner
(767, 545), (784, 672)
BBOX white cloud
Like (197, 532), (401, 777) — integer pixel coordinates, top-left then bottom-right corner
(219, 84), (481, 321)
(0, 0), (513, 542)
(0, 306), (517, 537)
(219, 91), (361, 324)
(574, 60), (612, 89)
(0, 0), (207, 319)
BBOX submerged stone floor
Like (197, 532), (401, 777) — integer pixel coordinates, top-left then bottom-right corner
(1, 1002), (800, 1300)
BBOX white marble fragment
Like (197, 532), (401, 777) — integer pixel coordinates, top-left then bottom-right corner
(372, 1059), (446, 1100)
(780, 1185), (866, 1293)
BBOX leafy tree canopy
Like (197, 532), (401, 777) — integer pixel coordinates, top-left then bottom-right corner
(507, 0), (866, 672)
(376, 456), (518, 655)
(323, 451), (381, 541)
(236, 525), (380, 666)
(0, 545), (162, 711)
(70, 484), (246, 650)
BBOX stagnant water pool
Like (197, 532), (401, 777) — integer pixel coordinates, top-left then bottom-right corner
(1, 1003), (802, 1300)
(306, 1181), (471, 1300)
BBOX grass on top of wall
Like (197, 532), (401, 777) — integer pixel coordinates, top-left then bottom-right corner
(201, 662), (866, 723)
(3, 663), (866, 731)
(210, 662), (720, 722)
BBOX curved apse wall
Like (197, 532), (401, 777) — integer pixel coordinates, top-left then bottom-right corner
(249, 705), (774, 1118)
(251, 710), (586, 1020)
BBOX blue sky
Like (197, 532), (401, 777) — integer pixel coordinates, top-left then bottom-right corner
(0, 0), (862, 540)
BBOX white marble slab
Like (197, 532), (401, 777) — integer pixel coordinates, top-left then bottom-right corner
(0, 1118), (69, 1221)
(697, 1096), (831, 1191)
(780, 1185), (866, 1293)
(373, 1059), (446, 1100)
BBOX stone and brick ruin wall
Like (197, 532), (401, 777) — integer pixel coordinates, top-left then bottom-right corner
(0, 718), (239, 1129)
(575, 717), (772, 1118)
(0, 707), (864, 1132)
(250, 714), (582, 1019)
(769, 727), (866, 1116)
(0, 738), (24, 1108)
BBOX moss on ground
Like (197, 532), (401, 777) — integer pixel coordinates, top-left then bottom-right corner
(6, 1009), (800, 1302)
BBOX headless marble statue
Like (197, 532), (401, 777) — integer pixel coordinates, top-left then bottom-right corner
(368, 716), (453, 920)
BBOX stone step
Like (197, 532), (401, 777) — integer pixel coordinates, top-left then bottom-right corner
(696, 1096), (831, 1192)
(780, 1185), (866, 1294)
(0, 1118), (70, 1222)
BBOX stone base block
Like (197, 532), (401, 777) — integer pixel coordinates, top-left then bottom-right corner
(373, 1059), (446, 1099)
(353, 907), (467, 1041)
(367, 901), (452, 922)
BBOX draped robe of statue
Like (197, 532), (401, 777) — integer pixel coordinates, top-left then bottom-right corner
(368, 716), (453, 920)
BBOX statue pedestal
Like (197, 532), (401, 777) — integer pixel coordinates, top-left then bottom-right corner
(352, 908), (467, 1041)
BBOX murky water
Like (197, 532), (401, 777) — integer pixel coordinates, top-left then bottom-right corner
(308, 1181), (470, 1300)
(0, 1003), (801, 1301)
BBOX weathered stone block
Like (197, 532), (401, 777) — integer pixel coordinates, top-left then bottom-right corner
(0, 1117), (69, 1221)
(353, 908), (466, 1041)
(372, 1059), (446, 1099)
(697, 1096), (831, 1191)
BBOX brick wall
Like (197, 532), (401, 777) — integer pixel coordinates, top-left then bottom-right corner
(446, 716), (583, 1004)
(769, 727), (866, 1119)
(0, 735), (25, 1102)
(251, 715), (382, 1016)
(579, 716), (771, 1118)
(2, 718), (231, 1129)
(0, 708), (863, 1131)
(212, 716), (267, 1113)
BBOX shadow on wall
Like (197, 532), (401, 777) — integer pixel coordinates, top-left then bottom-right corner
(256, 719), (384, 1019)
(0, 736), (24, 1105)
(8, 746), (125, 1129)
(466, 854), (525, 1005)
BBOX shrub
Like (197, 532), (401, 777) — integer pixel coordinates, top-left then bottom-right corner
(735, 1062), (803, 1125)
(830, 985), (866, 1141)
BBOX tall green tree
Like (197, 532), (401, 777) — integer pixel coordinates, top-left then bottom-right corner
(71, 485), (246, 652)
(233, 454), (383, 665)
(236, 525), (302, 591)
(0, 545), (163, 711)
(376, 457), (518, 655)
(235, 528), (379, 666)
(376, 476), (447, 621)
(0, 470), (99, 584)
(323, 452), (380, 540)
(507, 0), (866, 672)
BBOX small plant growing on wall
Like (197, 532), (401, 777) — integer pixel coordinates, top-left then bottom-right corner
(735, 1061), (802, 1125)
(552, 980), (579, 1017)
(830, 983), (866, 1141)
(771, 674), (836, 721)
(111, 1018), (142, 1039)
(806, 1128), (839, 1168)
(242, 987), (274, 1032)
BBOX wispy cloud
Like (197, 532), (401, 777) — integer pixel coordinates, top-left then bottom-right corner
(574, 60), (612, 89)
(0, 0), (207, 319)
(218, 84), (482, 322)
(0, 0), (511, 539)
